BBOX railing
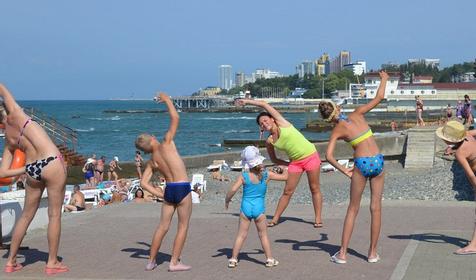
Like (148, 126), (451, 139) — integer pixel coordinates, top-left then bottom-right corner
(23, 107), (78, 152)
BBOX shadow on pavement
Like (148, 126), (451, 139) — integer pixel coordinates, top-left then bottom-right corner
(2, 248), (63, 266)
(121, 241), (171, 266)
(275, 233), (368, 261)
(212, 248), (265, 265)
(388, 233), (469, 247)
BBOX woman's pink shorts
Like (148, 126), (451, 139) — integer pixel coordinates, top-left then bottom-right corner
(288, 152), (321, 173)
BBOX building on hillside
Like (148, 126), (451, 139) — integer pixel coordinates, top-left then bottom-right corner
(219, 65), (233, 90)
(253, 68), (282, 80)
(408, 58), (440, 69)
(235, 72), (246, 87)
(343, 60), (367, 75)
(198, 87), (222, 96)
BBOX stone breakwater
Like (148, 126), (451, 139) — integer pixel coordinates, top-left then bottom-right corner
(191, 160), (474, 207)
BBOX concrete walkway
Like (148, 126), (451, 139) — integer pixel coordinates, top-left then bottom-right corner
(1, 200), (475, 280)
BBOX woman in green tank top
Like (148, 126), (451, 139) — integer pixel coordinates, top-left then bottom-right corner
(235, 99), (323, 228)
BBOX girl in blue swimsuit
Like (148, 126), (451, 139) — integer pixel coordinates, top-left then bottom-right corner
(318, 71), (389, 264)
(225, 146), (287, 268)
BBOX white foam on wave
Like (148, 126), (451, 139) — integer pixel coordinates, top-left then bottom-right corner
(75, 127), (95, 132)
(201, 116), (255, 120)
(87, 116), (121, 121)
(224, 129), (254, 134)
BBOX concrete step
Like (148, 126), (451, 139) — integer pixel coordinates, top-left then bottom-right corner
(405, 127), (437, 169)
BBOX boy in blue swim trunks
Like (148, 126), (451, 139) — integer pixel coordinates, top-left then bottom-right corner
(135, 92), (192, 272)
(225, 146), (287, 268)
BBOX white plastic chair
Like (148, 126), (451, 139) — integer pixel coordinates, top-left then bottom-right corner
(191, 174), (206, 192)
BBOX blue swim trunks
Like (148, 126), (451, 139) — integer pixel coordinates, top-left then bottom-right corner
(354, 154), (384, 178)
(164, 182), (191, 204)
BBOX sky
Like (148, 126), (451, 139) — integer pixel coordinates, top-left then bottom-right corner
(0, 0), (475, 100)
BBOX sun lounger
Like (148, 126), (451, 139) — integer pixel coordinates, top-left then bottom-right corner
(230, 161), (243, 171)
(321, 159), (351, 172)
(207, 160), (226, 171)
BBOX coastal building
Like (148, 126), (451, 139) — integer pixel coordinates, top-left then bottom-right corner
(253, 68), (282, 80)
(197, 87), (222, 97)
(330, 51), (351, 73)
(452, 72), (476, 83)
(408, 58), (440, 69)
(219, 65), (233, 90)
(363, 71), (476, 101)
(235, 72), (246, 87)
(343, 60), (367, 75)
(296, 61), (315, 78)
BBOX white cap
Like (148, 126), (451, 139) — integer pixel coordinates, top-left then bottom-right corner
(114, 156), (119, 162)
(86, 158), (95, 164)
(241, 146), (265, 169)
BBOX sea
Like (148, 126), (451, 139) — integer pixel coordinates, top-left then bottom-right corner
(11, 100), (327, 162)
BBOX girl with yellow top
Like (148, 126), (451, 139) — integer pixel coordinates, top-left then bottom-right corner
(318, 70), (389, 264)
(235, 99), (323, 228)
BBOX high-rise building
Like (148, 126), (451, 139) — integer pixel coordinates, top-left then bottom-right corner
(330, 51), (352, 73)
(219, 65), (233, 90)
(235, 72), (246, 87)
(296, 61), (315, 78)
(316, 53), (330, 76)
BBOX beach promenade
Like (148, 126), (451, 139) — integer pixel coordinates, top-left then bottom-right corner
(1, 200), (474, 280)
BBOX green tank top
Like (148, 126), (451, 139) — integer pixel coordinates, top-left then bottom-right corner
(272, 125), (316, 161)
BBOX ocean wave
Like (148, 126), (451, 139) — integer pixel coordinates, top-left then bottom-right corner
(224, 129), (255, 134)
(75, 127), (95, 132)
(87, 116), (121, 121)
(200, 116), (255, 120)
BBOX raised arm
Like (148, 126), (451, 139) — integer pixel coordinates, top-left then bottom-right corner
(266, 140), (289, 166)
(235, 99), (290, 127)
(225, 175), (244, 210)
(140, 162), (163, 198)
(325, 130), (353, 178)
(0, 84), (22, 115)
(354, 71), (388, 115)
(0, 147), (26, 178)
(156, 92), (179, 144)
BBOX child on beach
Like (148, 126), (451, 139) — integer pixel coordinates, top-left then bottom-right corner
(135, 92), (193, 272)
(225, 146), (287, 268)
(318, 70), (388, 264)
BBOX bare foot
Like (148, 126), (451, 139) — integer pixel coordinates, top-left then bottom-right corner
(454, 245), (476, 255)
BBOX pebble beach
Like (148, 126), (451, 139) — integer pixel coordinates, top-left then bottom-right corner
(190, 159), (475, 207)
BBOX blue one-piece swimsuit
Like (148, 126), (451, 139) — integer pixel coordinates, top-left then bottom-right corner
(241, 171), (268, 220)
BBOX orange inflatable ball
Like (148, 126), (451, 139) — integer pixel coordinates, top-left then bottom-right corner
(0, 149), (26, 186)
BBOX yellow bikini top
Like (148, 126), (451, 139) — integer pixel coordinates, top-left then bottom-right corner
(349, 128), (373, 147)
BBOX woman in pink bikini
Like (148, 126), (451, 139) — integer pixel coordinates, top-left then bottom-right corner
(235, 99), (323, 228)
(0, 84), (69, 275)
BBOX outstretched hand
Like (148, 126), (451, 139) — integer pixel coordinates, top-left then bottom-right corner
(154, 92), (169, 103)
(234, 99), (247, 107)
(379, 70), (389, 81)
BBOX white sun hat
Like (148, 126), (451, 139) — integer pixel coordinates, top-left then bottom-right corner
(241, 146), (265, 169)
(113, 156), (119, 162)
